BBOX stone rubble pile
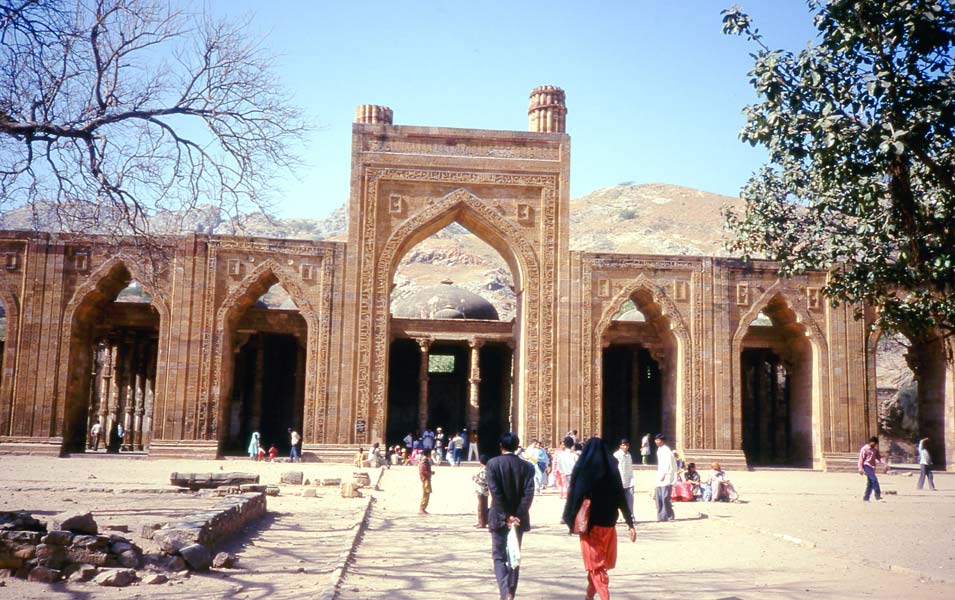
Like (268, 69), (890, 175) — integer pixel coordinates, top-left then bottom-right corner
(0, 510), (144, 586)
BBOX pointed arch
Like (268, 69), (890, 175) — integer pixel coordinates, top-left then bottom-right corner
(730, 280), (829, 467)
(57, 255), (169, 452)
(366, 187), (541, 441)
(209, 258), (321, 453)
(0, 289), (19, 436)
(591, 275), (692, 446)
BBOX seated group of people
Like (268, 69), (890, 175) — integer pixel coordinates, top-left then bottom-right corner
(672, 459), (739, 502)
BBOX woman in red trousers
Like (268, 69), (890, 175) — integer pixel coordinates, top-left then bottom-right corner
(562, 437), (636, 600)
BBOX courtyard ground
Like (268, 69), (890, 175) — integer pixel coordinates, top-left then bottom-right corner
(0, 455), (952, 599)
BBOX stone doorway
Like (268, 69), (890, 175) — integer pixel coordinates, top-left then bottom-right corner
(385, 339), (513, 456)
(220, 283), (306, 456)
(225, 332), (304, 456)
(602, 344), (662, 463)
(738, 297), (813, 467)
(62, 265), (164, 454)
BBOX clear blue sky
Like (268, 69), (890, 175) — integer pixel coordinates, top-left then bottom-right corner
(209, 1), (819, 219)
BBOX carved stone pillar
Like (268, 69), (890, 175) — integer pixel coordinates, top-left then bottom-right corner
(133, 337), (148, 450)
(122, 337), (136, 450)
(468, 338), (483, 433)
(106, 341), (120, 439)
(416, 338), (431, 432)
(143, 337), (157, 448)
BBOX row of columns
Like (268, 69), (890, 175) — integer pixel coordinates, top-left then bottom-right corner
(416, 337), (484, 433)
(87, 332), (157, 451)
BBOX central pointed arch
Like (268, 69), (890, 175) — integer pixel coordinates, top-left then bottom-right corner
(368, 188), (541, 442)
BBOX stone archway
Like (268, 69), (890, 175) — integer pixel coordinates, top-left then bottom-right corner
(58, 257), (169, 453)
(0, 290), (19, 436)
(730, 283), (828, 467)
(365, 187), (540, 443)
(592, 276), (691, 447)
(210, 259), (321, 455)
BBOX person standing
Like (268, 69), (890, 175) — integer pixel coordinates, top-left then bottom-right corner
(858, 436), (887, 501)
(422, 428), (435, 452)
(404, 431), (414, 452)
(89, 421), (102, 451)
(247, 431), (260, 461)
(563, 438), (637, 600)
(452, 430), (465, 466)
(419, 448), (434, 514)
(654, 434), (677, 521)
(289, 428), (302, 463)
(640, 433), (651, 465)
(557, 436), (578, 500)
(613, 438), (635, 518)
(917, 437), (936, 491)
(468, 429), (480, 461)
(473, 454), (490, 528)
(486, 432), (536, 600)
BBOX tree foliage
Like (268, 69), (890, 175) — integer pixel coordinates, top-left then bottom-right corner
(0, 0), (306, 242)
(722, 1), (955, 341)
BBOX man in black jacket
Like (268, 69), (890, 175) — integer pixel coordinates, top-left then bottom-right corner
(486, 432), (536, 600)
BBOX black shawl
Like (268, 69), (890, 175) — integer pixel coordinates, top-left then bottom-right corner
(561, 437), (634, 531)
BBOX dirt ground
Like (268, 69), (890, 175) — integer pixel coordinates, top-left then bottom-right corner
(1, 455), (953, 599)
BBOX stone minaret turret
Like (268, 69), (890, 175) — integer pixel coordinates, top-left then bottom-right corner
(527, 85), (567, 133)
(354, 104), (393, 125)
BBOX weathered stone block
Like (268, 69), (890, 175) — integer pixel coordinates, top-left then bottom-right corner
(280, 471), (304, 485)
(0, 512), (46, 533)
(340, 482), (361, 498)
(65, 563), (97, 582)
(141, 523), (164, 540)
(40, 530), (73, 546)
(27, 566), (61, 583)
(65, 547), (111, 567)
(153, 528), (202, 554)
(34, 543), (67, 569)
(239, 484), (267, 493)
(117, 549), (140, 569)
(142, 573), (168, 585)
(353, 472), (372, 487)
(319, 478), (341, 486)
(92, 568), (137, 587)
(179, 543), (212, 571)
(301, 488), (317, 498)
(212, 551), (237, 569)
(51, 511), (98, 535)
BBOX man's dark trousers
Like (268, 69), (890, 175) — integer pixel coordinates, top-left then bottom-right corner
(490, 526), (522, 599)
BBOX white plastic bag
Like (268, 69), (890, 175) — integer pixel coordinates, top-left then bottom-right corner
(506, 522), (521, 569)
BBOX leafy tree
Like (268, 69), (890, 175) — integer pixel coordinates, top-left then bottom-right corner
(722, 1), (955, 341)
(0, 0), (306, 244)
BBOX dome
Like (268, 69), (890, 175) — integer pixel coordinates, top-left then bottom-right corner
(392, 280), (499, 320)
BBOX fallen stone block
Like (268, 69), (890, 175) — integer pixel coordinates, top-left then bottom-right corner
(212, 551), (237, 569)
(239, 484), (267, 493)
(340, 482), (362, 498)
(70, 534), (108, 550)
(301, 488), (317, 498)
(65, 547), (111, 567)
(265, 486), (280, 496)
(51, 511), (98, 535)
(92, 568), (137, 587)
(0, 511), (46, 533)
(64, 563), (97, 582)
(353, 472), (372, 487)
(169, 472), (259, 489)
(34, 543), (68, 569)
(319, 478), (341, 486)
(179, 543), (212, 571)
(0, 530), (42, 545)
(142, 573), (168, 585)
(140, 523), (164, 540)
(280, 471), (304, 485)
(153, 528), (202, 554)
(27, 566), (61, 583)
(117, 549), (140, 569)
